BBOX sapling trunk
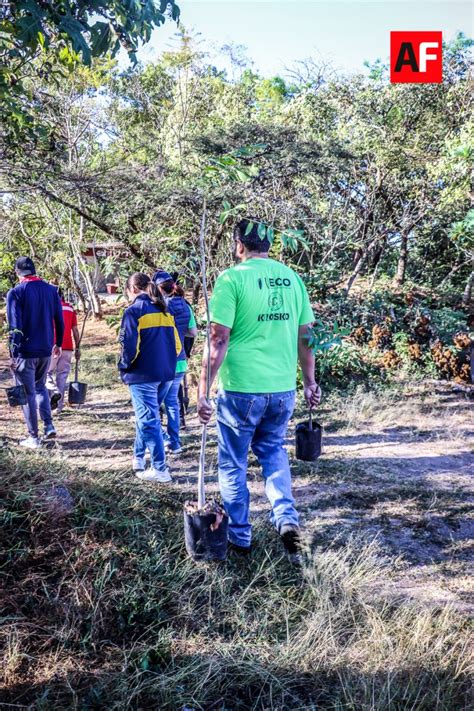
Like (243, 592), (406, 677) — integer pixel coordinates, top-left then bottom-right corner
(198, 200), (209, 510)
(74, 311), (89, 382)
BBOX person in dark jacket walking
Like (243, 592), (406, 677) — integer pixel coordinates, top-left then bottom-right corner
(6, 257), (64, 448)
(153, 271), (198, 454)
(119, 273), (182, 482)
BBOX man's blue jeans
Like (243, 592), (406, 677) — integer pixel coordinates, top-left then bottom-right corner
(216, 389), (298, 548)
(163, 371), (185, 449)
(129, 381), (172, 470)
(15, 356), (53, 438)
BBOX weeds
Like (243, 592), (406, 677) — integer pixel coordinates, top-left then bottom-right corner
(0, 446), (472, 709)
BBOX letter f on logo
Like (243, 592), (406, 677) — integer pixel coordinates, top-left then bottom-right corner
(419, 42), (439, 72)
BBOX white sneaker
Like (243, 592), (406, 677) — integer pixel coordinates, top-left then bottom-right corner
(19, 436), (42, 449)
(166, 444), (182, 455)
(132, 457), (146, 471)
(136, 468), (172, 483)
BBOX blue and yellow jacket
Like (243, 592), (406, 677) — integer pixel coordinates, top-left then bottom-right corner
(118, 294), (181, 384)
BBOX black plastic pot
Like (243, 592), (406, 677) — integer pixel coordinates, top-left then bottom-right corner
(68, 381), (87, 405)
(6, 384), (27, 407)
(295, 419), (322, 461)
(67, 313), (89, 406)
(184, 508), (229, 561)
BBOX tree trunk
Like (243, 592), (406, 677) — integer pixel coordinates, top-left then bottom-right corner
(68, 266), (87, 312)
(192, 280), (201, 305)
(462, 270), (474, 306)
(394, 231), (408, 286)
(80, 264), (103, 318)
(345, 253), (364, 294)
(77, 215), (102, 318)
(73, 280), (88, 312)
(68, 215), (102, 318)
(39, 185), (156, 269)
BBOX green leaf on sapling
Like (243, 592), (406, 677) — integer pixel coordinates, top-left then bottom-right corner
(258, 223), (267, 240)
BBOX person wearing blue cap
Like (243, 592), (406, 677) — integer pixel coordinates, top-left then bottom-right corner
(153, 271), (198, 454)
(119, 272), (182, 481)
(6, 257), (64, 448)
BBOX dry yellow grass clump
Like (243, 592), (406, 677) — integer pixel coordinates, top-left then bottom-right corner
(368, 323), (392, 350)
(351, 325), (368, 344)
(453, 332), (471, 349)
(408, 342), (423, 361)
(431, 339), (471, 382)
(380, 350), (401, 369)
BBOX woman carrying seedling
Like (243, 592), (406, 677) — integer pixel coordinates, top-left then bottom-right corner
(153, 271), (198, 454)
(118, 273), (182, 482)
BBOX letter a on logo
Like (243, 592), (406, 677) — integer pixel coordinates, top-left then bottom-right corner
(394, 42), (419, 72)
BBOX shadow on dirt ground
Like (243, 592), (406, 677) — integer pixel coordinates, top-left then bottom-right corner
(1, 321), (473, 614)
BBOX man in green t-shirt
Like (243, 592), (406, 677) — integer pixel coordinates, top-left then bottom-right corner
(198, 219), (321, 560)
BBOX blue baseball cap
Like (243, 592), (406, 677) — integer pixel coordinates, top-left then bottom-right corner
(152, 270), (174, 285)
(15, 256), (36, 275)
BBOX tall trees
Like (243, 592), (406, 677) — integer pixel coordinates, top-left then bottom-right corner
(0, 32), (472, 308)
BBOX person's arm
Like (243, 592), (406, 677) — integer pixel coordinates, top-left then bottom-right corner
(52, 291), (64, 358)
(72, 325), (81, 359)
(298, 323), (321, 408)
(197, 323), (231, 423)
(185, 306), (198, 338)
(6, 289), (23, 367)
(118, 308), (140, 372)
(197, 270), (236, 422)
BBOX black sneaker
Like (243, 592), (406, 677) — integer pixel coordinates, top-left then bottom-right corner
(43, 424), (57, 440)
(279, 524), (302, 564)
(228, 541), (252, 556)
(50, 392), (61, 411)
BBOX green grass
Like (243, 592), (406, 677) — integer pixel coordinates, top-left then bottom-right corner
(1, 446), (471, 710)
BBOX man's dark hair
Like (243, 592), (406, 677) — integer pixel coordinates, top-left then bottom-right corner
(234, 219), (270, 253)
(15, 256), (35, 276)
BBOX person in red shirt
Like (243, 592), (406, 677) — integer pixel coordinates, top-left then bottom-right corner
(47, 288), (81, 413)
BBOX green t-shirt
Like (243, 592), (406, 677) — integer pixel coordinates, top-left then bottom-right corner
(175, 307), (196, 374)
(209, 258), (314, 393)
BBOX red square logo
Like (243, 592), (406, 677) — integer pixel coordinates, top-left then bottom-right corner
(390, 31), (443, 83)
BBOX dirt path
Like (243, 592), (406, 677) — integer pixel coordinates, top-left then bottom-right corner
(2, 317), (473, 614)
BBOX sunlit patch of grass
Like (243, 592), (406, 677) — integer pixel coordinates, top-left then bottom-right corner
(79, 349), (120, 389)
(311, 381), (472, 447)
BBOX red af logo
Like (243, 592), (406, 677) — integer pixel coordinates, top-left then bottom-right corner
(390, 32), (443, 84)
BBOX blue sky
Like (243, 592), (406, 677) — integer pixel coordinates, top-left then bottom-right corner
(136, 1), (473, 77)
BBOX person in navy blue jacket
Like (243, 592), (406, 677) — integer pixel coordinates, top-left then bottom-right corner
(153, 271), (198, 455)
(119, 272), (182, 482)
(6, 257), (64, 448)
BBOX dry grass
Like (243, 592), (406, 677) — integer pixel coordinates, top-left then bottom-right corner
(0, 444), (472, 709)
(1, 317), (473, 709)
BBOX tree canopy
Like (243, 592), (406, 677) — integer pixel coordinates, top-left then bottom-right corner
(0, 0), (180, 143)
(0, 30), (472, 319)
